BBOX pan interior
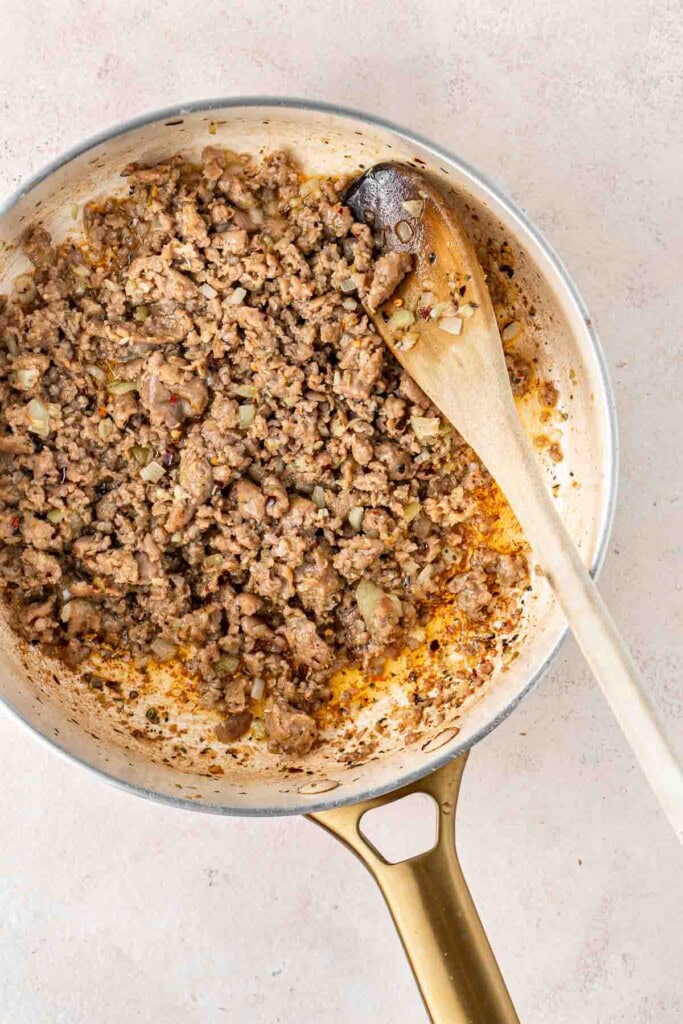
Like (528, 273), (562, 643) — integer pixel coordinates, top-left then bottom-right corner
(0, 102), (614, 813)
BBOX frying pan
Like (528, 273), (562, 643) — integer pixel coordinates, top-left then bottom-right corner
(0, 98), (617, 1023)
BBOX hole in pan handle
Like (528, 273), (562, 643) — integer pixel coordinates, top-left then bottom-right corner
(308, 751), (521, 1024)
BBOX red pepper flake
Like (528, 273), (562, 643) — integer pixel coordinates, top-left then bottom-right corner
(169, 394), (179, 404)
(419, 306), (432, 320)
(10, 516), (20, 530)
(98, 406), (107, 417)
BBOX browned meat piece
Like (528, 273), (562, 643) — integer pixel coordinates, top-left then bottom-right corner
(448, 570), (492, 619)
(495, 553), (527, 588)
(233, 479), (266, 522)
(22, 227), (56, 269)
(375, 441), (412, 481)
(63, 599), (101, 638)
(264, 700), (317, 756)
(176, 201), (209, 245)
(365, 251), (413, 312)
(295, 549), (341, 617)
(179, 444), (214, 503)
(333, 536), (384, 582)
(110, 391), (138, 429)
(262, 475), (289, 517)
(218, 174), (256, 210)
(201, 146), (227, 180)
(371, 594), (402, 642)
(214, 228), (249, 254)
(235, 592), (262, 616)
(21, 515), (56, 551)
(0, 436), (33, 455)
(215, 712), (253, 743)
(336, 334), (384, 400)
(21, 548), (62, 583)
(283, 611), (332, 670)
(279, 496), (318, 534)
(351, 434), (374, 466)
(19, 595), (56, 633)
(91, 550), (139, 586)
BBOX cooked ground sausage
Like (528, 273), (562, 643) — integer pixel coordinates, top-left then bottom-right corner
(0, 148), (529, 756)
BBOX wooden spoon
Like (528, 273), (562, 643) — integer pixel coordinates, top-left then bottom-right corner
(345, 163), (683, 840)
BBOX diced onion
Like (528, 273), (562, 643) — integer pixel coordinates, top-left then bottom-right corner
(26, 398), (50, 438)
(250, 677), (265, 700)
(47, 508), (64, 525)
(502, 321), (521, 341)
(239, 403), (255, 430)
(13, 274), (36, 306)
(312, 485), (326, 509)
(151, 638), (178, 662)
(61, 602), (72, 624)
(403, 501), (422, 522)
(132, 304), (150, 322)
(235, 383), (256, 399)
(411, 416), (441, 444)
(395, 220), (414, 243)
(348, 506), (364, 531)
(200, 282), (217, 299)
(299, 178), (321, 197)
(339, 278), (356, 294)
(418, 291), (436, 309)
(430, 300), (457, 320)
(140, 460), (165, 483)
(227, 287), (247, 305)
(416, 565), (433, 588)
(107, 379), (138, 395)
(85, 364), (106, 382)
(439, 316), (463, 336)
(398, 331), (419, 352)
(458, 303), (476, 318)
(402, 199), (424, 218)
(215, 655), (239, 674)
(342, 297), (357, 311)
(206, 553), (224, 567)
(131, 445), (150, 467)
(387, 309), (415, 332)
(356, 578), (384, 631)
(98, 418), (117, 442)
(14, 367), (40, 391)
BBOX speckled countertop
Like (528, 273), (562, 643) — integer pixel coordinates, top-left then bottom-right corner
(0, 2), (681, 1022)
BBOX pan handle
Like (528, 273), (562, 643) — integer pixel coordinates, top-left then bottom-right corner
(308, 752), (520, 1024)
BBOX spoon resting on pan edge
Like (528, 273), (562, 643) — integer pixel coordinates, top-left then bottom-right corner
(344, 163), (683, 841)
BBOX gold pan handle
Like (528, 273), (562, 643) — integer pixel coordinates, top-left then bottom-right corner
(308, 752), (520, 1024)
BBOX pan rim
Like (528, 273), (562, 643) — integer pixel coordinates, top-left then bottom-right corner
(0, 95), (618, 816)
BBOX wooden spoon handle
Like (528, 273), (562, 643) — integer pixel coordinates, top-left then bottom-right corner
(481, 407), (683, 840)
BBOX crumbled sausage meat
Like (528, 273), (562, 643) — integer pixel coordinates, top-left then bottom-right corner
(0, 148), (529, 757)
